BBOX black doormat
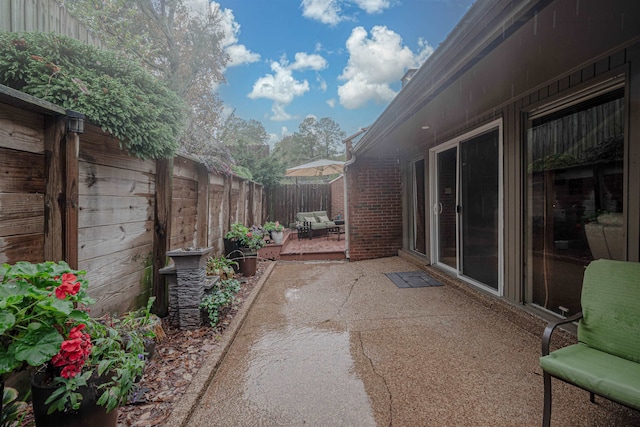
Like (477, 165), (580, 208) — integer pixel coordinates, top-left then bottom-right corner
(385, 271), (444, 288)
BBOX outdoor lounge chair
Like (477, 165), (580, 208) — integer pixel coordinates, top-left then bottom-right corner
(539, 259), (640, 426)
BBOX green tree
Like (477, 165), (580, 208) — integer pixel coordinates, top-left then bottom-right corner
(219, 112), (284, 187)
(273, 117), (347, 169)
(62, 0), (233, 172)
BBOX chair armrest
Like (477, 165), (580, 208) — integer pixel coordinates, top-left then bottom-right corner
(541, 312), (582, 356)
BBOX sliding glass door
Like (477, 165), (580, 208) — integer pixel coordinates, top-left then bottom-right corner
(431, 121), (502, 294)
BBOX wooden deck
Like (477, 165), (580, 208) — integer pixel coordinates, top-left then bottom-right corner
(259, 230), (346, 261)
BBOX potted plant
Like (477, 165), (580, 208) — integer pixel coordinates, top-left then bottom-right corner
(237, 226), (266, 276)
(224, 223), (249, 258)
(1, 384), (28, 426)
(206, 255), (238, 280)
(263, 221), (285, 245)
(118, 296), (165, 362)
(0, 261), (146, 426)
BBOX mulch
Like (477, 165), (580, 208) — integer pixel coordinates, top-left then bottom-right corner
(18, 261), (270, 427)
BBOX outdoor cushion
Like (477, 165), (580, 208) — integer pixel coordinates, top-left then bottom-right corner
(296, 211), (315, 222)
(312, 211), (335, 227)
(540, 343), (640, 410)
(304, 216), (317, 223)
(578, 259), (640, 362)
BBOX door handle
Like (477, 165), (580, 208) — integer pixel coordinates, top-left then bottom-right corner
(439, 202), (443, 214)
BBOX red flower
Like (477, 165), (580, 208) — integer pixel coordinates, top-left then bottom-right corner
(60, 364), (82, 379)
(51, 324), (92, 378)
(67, 324), (86, 339)
(54, 274), (81, 299)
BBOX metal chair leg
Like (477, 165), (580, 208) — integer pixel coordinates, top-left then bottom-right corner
(543, 371), (552, 427)
(590, 392), (595, 404)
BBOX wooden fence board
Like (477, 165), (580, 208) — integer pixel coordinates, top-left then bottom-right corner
(0, 104), (44, 154)
(0, 234), (43, 263)
(78, 194), (153, 228)
(80, 243), (152, 285)
(0, 149), (45, 193)
(78, 221), (153, 261)
(0, 192), (43, 237)
(80, 126), (156, 174)
(79, 162), (155, 197)
(267, 183), (331, 226)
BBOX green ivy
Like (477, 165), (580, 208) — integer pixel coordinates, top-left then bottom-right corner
(200, 279), (241, 327)
(0, 32), (185, 160)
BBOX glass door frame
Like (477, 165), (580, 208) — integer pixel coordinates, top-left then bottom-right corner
(410, 157), (427, 255)
(429, 119), (504, 296)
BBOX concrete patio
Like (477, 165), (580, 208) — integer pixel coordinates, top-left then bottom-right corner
(169, 257), (640, 426)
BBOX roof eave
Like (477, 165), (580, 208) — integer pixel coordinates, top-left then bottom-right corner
(353, 0), (546, 157)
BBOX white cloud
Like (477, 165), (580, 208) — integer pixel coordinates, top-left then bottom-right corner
(248, 51), (328, 121)
(248, 62), (311, 121)
(225, 44), (261, 66)
(327, 98), (336, 108)
(290, 52), (328, 71)
(301, 0), (343, 26)
(213, 3), (260, 67)
(351, 0), (390, 13)
(338, 25), (433, 109)
(301, 0), (391, 25)
(318, 77), (328, 92)
(414, 37), (435, 67)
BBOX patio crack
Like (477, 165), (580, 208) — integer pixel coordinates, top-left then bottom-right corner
(357, 331), (393, 427)
(337, 267), (363, 318)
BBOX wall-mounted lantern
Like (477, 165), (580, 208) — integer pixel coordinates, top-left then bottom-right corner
(66, 110), (85, 134)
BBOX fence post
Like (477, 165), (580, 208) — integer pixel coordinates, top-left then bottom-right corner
(196, 164), (208, 247)
(63, 131), (80, 269)
(153, 158), (173, 316)
(44, 115), (66, 262)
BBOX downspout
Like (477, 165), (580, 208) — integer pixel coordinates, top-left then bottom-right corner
(342, 152), (355, 260)
(342, 127), (368, 260)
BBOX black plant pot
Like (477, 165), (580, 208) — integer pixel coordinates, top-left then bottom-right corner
(223, 239), (242, 273)
(31, 370), (117, 427)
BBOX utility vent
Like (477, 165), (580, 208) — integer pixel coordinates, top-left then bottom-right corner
(385, 271), (444, 288)
(401, 69), (418, 87)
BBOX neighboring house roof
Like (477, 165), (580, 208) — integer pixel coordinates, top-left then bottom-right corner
(353, 0), (550, 156)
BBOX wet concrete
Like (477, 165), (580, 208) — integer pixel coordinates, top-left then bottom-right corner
(185, 257), (640, 426)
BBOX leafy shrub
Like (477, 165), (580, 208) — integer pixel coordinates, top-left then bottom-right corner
(200, 279), (241, 327)
(0, 32), (185, 160)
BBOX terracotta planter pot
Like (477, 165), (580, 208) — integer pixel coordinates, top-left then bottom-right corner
(238, 250), (258, 276)
(31, 370), (117, 427)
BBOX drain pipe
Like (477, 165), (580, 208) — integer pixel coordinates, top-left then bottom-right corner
(342, 127), (368, 260)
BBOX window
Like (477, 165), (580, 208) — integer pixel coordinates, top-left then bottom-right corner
(525, 88), (625, 316)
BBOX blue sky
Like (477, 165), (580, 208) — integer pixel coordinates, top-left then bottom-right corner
(190, 0), (476, 145)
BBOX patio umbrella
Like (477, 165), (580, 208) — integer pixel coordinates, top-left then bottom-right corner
(285, 159), (345, 177)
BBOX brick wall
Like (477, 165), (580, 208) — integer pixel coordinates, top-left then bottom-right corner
(330, 175), (344, 219)
(346, 156), (403, 260)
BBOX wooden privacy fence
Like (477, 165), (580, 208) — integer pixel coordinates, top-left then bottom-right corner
(266, 183), (332, 227)
(0, 0), (105, 48)
(0, 85), (263, 317)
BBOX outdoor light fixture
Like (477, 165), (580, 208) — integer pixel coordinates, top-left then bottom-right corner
(421, 125), (430, 130)
(66, 110), (85, 134)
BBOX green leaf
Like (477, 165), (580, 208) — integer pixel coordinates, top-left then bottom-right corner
(0, 346), (21, 375)
(67, 309), (90, 322)
(37, 297), (75, 316)
(0, 311), (16, 335)
(13, 326), (63, 366)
